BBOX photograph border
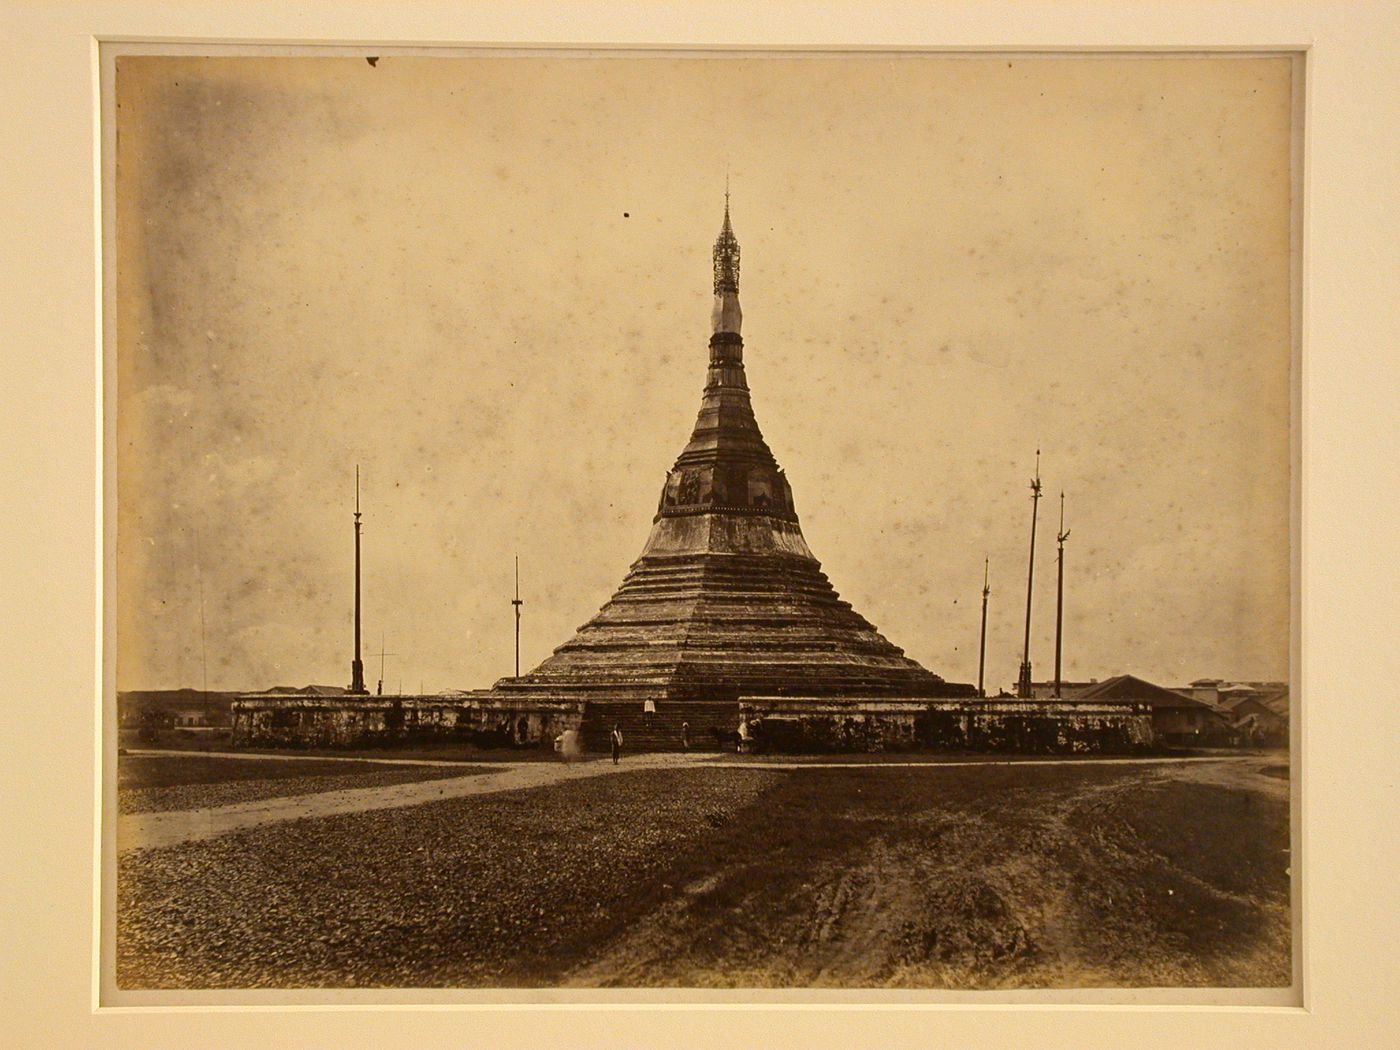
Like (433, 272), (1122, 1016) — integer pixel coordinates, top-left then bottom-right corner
(4, 2), (1398, 1047)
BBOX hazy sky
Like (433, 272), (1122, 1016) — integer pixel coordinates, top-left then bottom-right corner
(115, 53), (1294, 693)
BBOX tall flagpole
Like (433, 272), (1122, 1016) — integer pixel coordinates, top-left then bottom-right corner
(1054, 492), (1070, 699)
(512, 554), (523, 679)
(1017, 449), (1042, 699)
(978, 557), (990, 699)
(349, 466), (367, 695)
(195, 525), (209, 735)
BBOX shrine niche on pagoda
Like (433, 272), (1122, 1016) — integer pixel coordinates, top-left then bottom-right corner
(490, 198), (974, 708)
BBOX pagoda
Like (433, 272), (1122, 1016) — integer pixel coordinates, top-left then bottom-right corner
(490, 199), (971, 739)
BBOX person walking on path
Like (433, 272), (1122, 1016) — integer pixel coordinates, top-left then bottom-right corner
(681, 721), (690, 751)
(611, 723), (624, 765)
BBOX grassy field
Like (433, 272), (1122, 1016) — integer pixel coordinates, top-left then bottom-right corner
(116, 757), (1290, 989)
(121, 728), (573, 763)
(118, 755), (487, 815)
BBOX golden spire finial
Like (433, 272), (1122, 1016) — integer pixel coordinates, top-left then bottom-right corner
(713, 188), (740, 295)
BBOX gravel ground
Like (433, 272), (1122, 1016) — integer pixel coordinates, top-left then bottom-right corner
(119, 768), (481, 815)
(569, 761), (1290, 989)
(115, 760), (1289, 990)
(116, 767), (781, 988)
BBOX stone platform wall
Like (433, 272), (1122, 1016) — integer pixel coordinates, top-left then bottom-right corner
(230, 693), (1153, 754)
(578, 699), (742, 753)
(739, 697), (1156, 754)
(230, 694), (585, 750)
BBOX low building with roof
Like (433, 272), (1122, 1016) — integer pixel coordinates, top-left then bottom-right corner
(1215, 691), (1288, 746)
(1071, 674), (1234, 747)
(117, 689), (234, 729)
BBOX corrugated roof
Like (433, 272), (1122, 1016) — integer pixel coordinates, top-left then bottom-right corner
(1260, 692), (1290, 716)
(1219, 694), (1268, 712)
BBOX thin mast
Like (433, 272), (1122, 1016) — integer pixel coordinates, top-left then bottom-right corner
(1017, 449), (1042, 699)
(349, 466), (366, 694)
(376, 631), (397, 697)
(512, 554), (523, 678)
(1054, 492), (1070, 699)
(196, 525), (208, 732)
(978, 557), (990, 699)
(198, 571), (207, 697)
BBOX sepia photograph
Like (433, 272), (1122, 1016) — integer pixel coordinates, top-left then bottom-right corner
(105, 47), (1297, 999)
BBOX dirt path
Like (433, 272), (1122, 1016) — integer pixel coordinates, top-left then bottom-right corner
(117, 752), (1281, 856)
(1165, 755), (1290, 801)
(116, 753), (709, 853)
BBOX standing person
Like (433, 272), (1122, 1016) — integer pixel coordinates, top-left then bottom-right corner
(611, 723), (623, 765)
(559, 727), (582, 762)
(681, 721), (690, 751)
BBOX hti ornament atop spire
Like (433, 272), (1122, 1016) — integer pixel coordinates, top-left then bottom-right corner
(710, 186), (743, 337)
(713, 188), (741, 295)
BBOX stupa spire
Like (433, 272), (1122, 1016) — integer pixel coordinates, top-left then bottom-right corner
(489, 204), (970, 707)
(659, 191), (789, 526)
